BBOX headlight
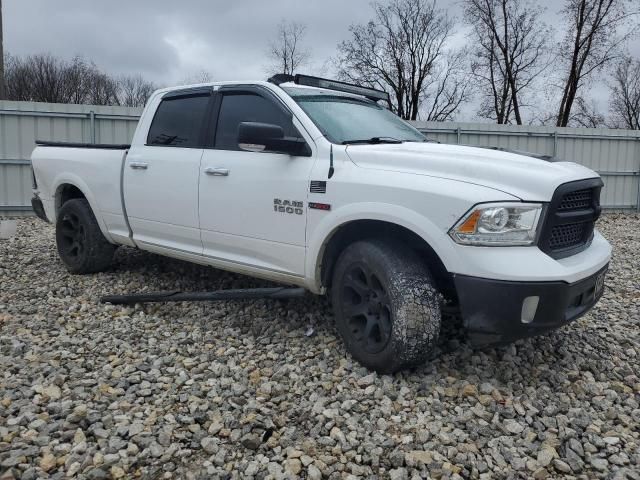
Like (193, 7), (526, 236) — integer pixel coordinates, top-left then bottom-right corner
(449, 203), (543, 246)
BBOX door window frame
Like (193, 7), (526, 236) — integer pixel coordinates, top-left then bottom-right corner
(206, 85), (308, 152)
(145, 87), (216, 149)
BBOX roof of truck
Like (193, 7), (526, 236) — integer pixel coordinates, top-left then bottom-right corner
(153, 76), (385, 104)
(152, 80), (273, 95)
(153, 80), (361, 99)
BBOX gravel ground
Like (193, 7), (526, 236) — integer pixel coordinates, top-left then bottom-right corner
(1, 215), (639, 480)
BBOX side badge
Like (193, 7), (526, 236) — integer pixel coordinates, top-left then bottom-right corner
(309, 202), (331, 211)
(310, 181), (327, 194)
(274, 199), (304, 215)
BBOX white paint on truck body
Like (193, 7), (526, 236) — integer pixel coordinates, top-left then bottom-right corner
(31, 80), (612, 294)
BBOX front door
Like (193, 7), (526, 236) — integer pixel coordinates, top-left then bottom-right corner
(124, 89), (212, 254)
(198, 88), (315, 277)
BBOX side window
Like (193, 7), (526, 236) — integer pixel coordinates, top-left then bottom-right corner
(147, 94), (210, 147)
(214, 93), (298, 151)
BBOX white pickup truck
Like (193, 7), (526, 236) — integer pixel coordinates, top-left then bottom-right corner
(31, 74), (611, 372)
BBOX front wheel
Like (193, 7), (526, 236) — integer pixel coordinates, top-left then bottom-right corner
(331, 240), (441, 373)
(56, 198), (116, 274)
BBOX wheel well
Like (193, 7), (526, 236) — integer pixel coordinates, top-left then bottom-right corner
(55, 184), (86, 214)
(320, 220), (456, 300)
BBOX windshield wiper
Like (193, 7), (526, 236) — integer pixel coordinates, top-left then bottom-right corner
(342, 136), (404, 145)
(404, 138), (439, 143)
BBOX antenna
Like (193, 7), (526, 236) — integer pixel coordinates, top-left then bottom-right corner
(328, 145), (334, 179)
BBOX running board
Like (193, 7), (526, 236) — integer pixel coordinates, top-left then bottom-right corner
(100, 287), (307, 305)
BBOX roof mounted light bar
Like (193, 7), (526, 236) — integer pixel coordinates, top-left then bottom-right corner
(267, 73), (295, 86)
(268, 73), (391, 105)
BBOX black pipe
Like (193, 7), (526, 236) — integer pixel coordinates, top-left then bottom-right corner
(100, 287), (307, 305)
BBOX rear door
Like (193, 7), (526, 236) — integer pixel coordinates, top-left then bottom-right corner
(198, 87), (315, 278)
(124, 89), (213, 254)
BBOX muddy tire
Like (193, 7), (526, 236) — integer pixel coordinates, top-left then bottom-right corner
(331, 239), (441, 373)
(56, 199), (116, 274)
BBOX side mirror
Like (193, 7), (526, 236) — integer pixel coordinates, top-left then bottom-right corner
(238, 122), (311, 157)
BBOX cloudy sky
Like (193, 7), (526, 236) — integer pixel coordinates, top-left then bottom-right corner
(3, 0), (639, 120)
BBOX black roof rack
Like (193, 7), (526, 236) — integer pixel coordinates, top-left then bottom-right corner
(268, 73), (391, 105)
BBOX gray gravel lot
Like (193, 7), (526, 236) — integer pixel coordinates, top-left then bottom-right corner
(1, 215), (639, 480)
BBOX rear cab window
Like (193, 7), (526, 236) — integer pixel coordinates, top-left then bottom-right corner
(147, 93), (211, 147)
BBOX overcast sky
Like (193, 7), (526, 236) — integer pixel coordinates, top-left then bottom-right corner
(3, 0), (640, 121)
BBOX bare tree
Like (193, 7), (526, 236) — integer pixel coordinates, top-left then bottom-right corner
(62, 56), (103, 104)
(180, 69), (213, 85)
(464, 0), (551, 124)
(86, 71), (119, 105)
(422, 49), (471, 121)
(474, 36), (514, 123)
(267, 20), (309, 76)
(0, 0), (5, 100)
(4, 54), (29, 100)
(336, 0), (468, 121)
(26, 54), (68, 103)
(117, 74), (156, 107)
(4, 54), (80, 103)
(3, 52), (152, 106)
(60, 57), (119, 105)
(555, 0), (638, 127)
(609, 55), (640, 129)
(571, 96), (606, 127)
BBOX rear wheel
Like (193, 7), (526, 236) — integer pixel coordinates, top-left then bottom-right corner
(331, 239), (441, 373)
(56, 198), (116, 274)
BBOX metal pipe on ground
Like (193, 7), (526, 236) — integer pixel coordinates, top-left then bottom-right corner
(100, 287), (307, 305)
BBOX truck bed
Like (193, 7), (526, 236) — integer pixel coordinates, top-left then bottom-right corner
(31, 144), (132, 246)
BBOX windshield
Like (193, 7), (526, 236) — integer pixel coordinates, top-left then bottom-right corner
(283, 87), (426, 144)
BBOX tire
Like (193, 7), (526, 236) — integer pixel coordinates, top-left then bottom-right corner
(56, 198), (116, 274)
(331, 239), (441, 373)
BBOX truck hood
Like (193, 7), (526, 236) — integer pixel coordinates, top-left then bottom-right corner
(345, 142), (599, 201)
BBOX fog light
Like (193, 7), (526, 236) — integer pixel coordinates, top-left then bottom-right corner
(521, 296), (539, 324)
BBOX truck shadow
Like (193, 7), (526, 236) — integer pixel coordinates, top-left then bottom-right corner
(106, 244), (596, 381)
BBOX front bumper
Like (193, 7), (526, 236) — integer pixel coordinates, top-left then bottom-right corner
(455, 264), (608, 346)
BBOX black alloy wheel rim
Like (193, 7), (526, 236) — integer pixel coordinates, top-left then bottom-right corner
(59, 213), (85, 259)
(340, 263), (393, 354)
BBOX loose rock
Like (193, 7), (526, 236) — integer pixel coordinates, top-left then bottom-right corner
(0, 215), (637, 478)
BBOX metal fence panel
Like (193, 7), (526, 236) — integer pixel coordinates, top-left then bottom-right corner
(0, 101), (142, 216)
(1, 104), (639, 215)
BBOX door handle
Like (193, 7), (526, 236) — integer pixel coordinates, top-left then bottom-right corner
(204, 167), (230, 176)
(129, 162), (148, 170)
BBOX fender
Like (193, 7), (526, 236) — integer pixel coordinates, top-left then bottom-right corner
(305, 201), (462, 293)
(51, 173), (116, 244)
